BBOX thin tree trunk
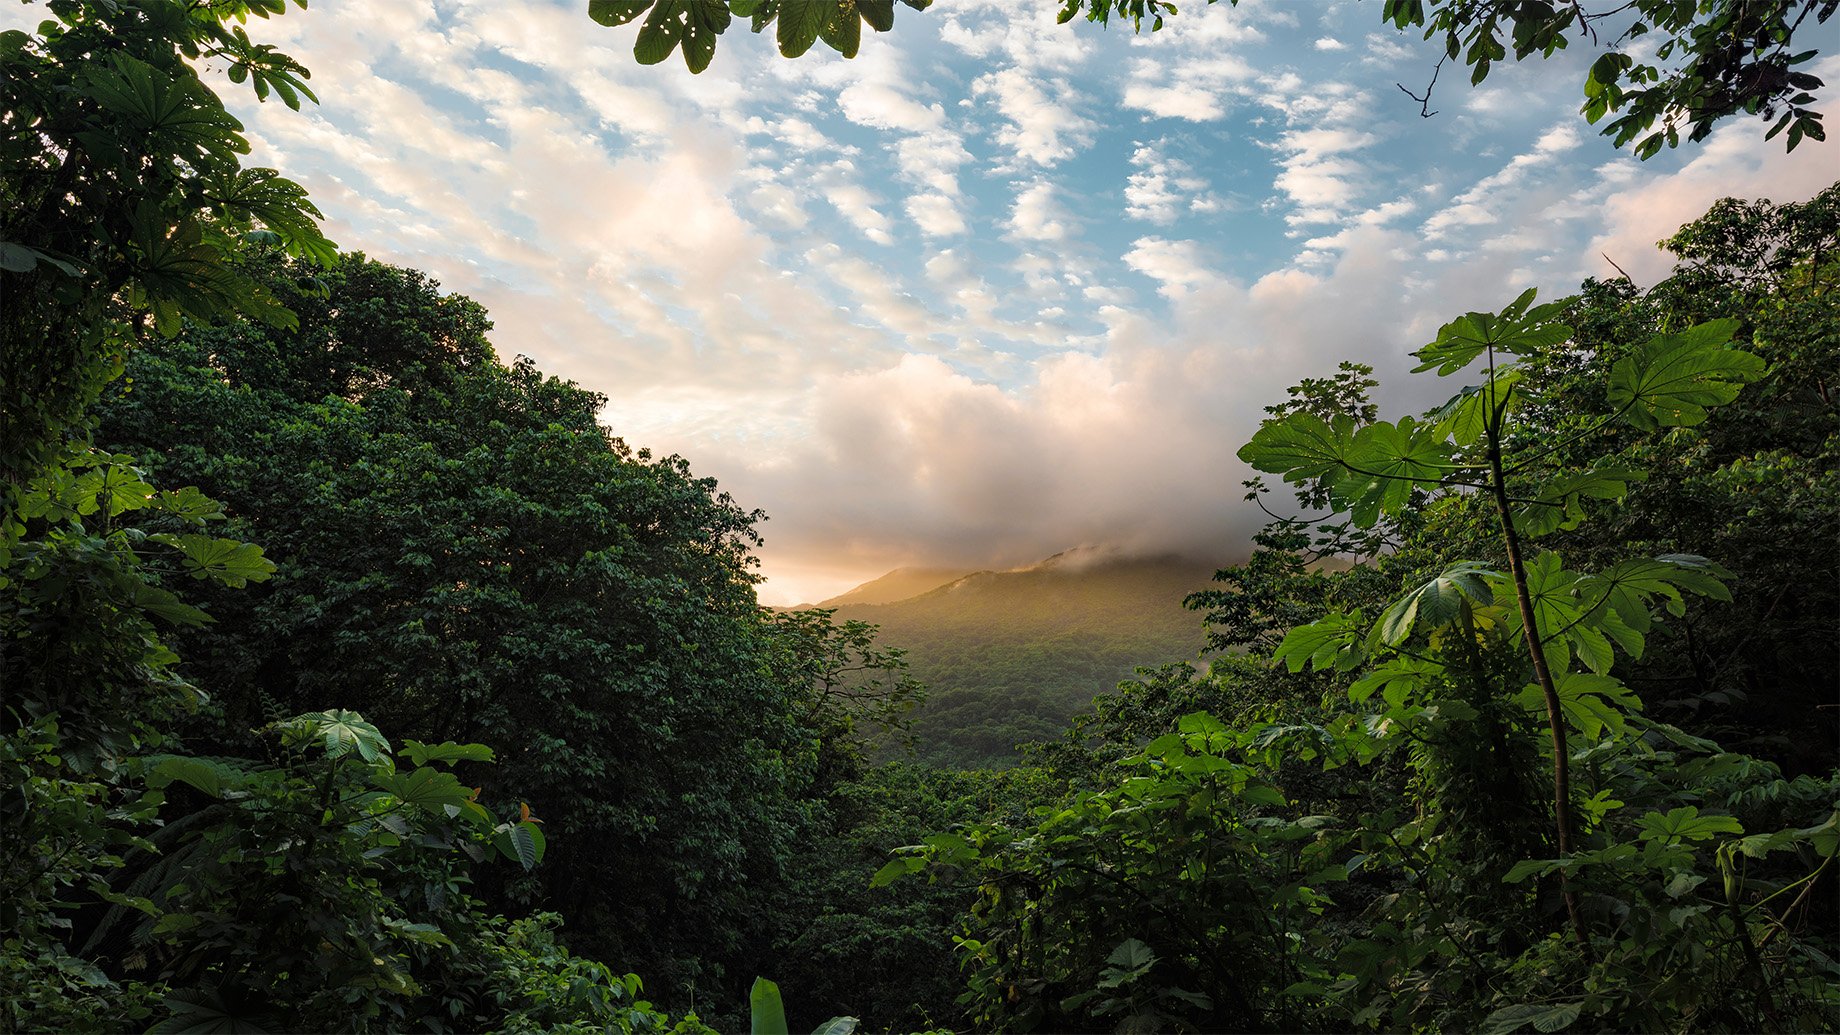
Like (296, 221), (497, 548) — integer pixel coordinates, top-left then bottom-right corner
(1486, 438), (1588, 946)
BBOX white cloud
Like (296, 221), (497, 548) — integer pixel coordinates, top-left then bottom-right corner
(1124, 141), (1219, 224)
(1007, 179), (1077, 242)
(972, 68), (1097, 169)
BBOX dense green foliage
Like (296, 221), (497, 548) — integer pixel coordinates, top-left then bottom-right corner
(4, 2), (1835, 1031)
(879, 186), (1840, 1033)
(92, 253), (826, 1001)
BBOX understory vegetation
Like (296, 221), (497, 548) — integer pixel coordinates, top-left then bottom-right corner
(3, 2), (1835, 1033)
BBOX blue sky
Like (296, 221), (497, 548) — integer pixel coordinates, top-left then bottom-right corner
(41, 0), (1837, 603)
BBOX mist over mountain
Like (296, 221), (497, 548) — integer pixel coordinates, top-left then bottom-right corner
(819, 547), (1232, 766)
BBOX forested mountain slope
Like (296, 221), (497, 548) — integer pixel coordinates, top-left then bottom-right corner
(827, 550), (1227, 766)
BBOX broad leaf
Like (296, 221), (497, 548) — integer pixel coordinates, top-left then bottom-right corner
(1513, 466), (1647, 538)
(589, 0), (655, 25)
(1375, 561), (1497, 645)
(1238, 412), (1359, 487)
(777, 0), (832, 58)
(146, 755), (246, 798)
(375, 767), (477, 811)
(493, 819), (548, 870)
(1273, 610), (1367, 673)
(1431, 368), (1522, 445)
(1481, 1001), (1583, 1034)
(1606, 319), (1762, 429)
(1637, 806), (1743, 844)
(401, 740), (496, 766)
(1340, 417), (1456, 526)
(751, 977), (790, 1035)
(1513, 672), (1642, 739)
(295, 709), (390, 762)
(148, 533), (276, 587)
(1412, 289), (1572, 375)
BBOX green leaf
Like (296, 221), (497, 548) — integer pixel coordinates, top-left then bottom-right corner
(133, 583), (214, 627)
(493, 819), (547, 870)
(1513, 672), (1642, 740)
(778, 0), (833, 58)
(811, 1019), (859, 1035)
(1239, 411), (1359, 486)
(1513, 466), (1647, 538)
(1607, 319), (1763, 429)
(820, 1), (862, 57)
(869, 856), (923, 887)
(751, 977), (790, 1035)
(1637, 806), (1743, 844)
(146, 755), (245, 798)
(1339, 417), (1456, 526)
(1375, 560), (1496, 645)
(1482, 1001), (1582, 1034)
(589, 0), (655, 25)
(295, 709), (390, 762)
(0, 241), (80, 275)
(376, 766), (478, 811)
(1430, 368), (1521, 445)
(1412, 289), (1572, 375)
(1273, 610), (1367, 673)
(149, 533), (276, 587)
(1502, 858), (1558, 883)
(857, 0), (897, 32)
(400, 740), (496, 766)
(635, 1), (689, 65)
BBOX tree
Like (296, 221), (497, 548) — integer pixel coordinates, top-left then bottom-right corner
(0, 0), (330, 498)
(592, 0), (1832, 158)
(93, 251), (826, 1006)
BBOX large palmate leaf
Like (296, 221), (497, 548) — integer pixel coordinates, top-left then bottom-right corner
(1348, 656), (1441, 706)
(1273, 610), (1368, 673)
(292, 709), (391, 763)
(1238, 412), (1359, 487)
(1375, 560), (1497, 646)
(77, 54), (249, 166)
(1411, 288), (1573, 376)
(1637, 806), (1744, 844)
(1513, 465), (1647, 538)
(1513, 671), (1642, 739)
(1340, 416), (1457, 526)
(375, 766), (478, 812)
(148, 532), (276, 587)
(1430, 368), (1522, 445)
(1606, 319), (1763, 429)
(400, 739), (496, 767)
(1499, 552), (1730, 673)
(199, 167), (334, 264)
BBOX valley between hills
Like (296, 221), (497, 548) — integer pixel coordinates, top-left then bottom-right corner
(792, 549), (1230, 766)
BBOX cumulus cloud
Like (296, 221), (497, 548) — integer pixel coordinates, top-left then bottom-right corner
(139, 0), (1835, 606)
(1124, 142), (1219, 224)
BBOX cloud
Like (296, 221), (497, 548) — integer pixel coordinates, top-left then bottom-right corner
(972, 68), (1098, 169)
(145, 0), (1839, 608)
(1007, 179), (1077, 242)
(1124, 142), (1219, 224)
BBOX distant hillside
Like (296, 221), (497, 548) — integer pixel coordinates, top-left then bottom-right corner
(805, 566), (975, 608)
(826, 548), (1228, 767)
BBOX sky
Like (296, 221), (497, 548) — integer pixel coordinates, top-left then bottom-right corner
(36, 0), (1839, 604)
